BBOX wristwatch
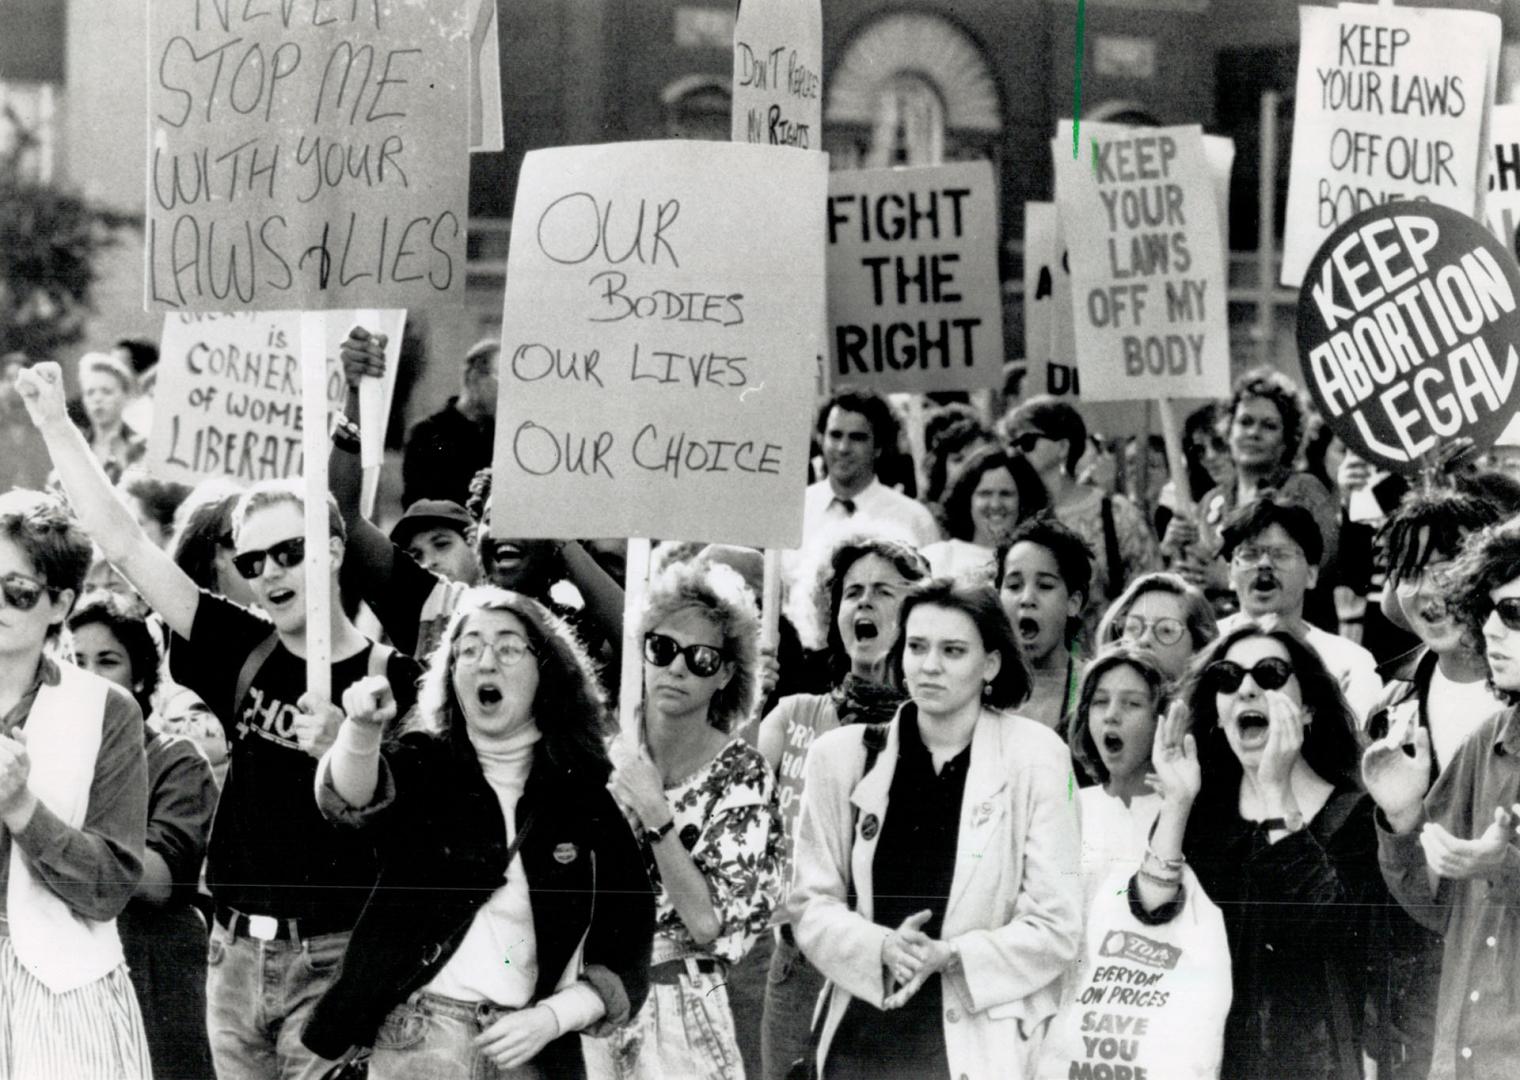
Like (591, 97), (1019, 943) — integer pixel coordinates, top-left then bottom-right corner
(1259, 812), (1305, 834)
(642, 819), (675, 846)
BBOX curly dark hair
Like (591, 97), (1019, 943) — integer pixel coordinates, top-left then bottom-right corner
(1069, 644), (1170, 785)
(1376, 488), (1502, 586)
(816, 389), (900, 458)
(411, 586), (611, 775)
(815, 533), (930, 680)
(923, 408), (993, 506)
(1219, 495), (1325, 567)
(940, 446), (1048, 544)
(995, 514), (1094, 644)
(1452, 518), (1520, 705)
(1229, 366), (1304, 469)
(1179, 622), (1363, 802)
(889, 578), (1031, 710)
(67, 590), (161, 717)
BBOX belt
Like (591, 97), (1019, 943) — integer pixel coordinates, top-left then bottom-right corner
(216, 907), (349, 944)
(648, 956), (723, 985)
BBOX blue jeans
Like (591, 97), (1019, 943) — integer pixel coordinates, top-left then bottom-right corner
(205, 919), (349, 1080)
(369, 990), (545, 1080)
(762, 931), (826, 1080)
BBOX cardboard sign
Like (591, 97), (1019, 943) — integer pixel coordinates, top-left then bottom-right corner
(1019, 201), (1081, 400)
(1053, 122), (1231, 403)
(826, 161), (1004, 394)
(1486, 103), (1520, 256)
(1280, 5), (1495, 286)
(491, 141), (826, 548)
(470, 0), (504, 153)
(730, 0), (822, 149)
(145, 310), (404, 485)
(1297, 202), (1520, 473)
(145, 2), (469, 311)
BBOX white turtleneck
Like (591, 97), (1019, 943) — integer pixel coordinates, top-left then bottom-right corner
(424, 722), (604, 1034)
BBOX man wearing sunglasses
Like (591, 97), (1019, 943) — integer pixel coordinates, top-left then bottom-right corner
(0, 490), (152, 1076)
(1216, 496), (1383, 725)
(17, 363), (424, 1080)
(1366, 517), (1520, 1079)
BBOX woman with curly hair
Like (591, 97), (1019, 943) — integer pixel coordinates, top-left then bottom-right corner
(587, 560), (781, 1080)
(754, 533), (929, 1079)
(922, 447), (1048, 587)
(302, 586), (655, 1079)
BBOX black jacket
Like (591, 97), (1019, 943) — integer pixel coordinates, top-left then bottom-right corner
(401, 399), (494, 508)
(302, 730), (655, 1076)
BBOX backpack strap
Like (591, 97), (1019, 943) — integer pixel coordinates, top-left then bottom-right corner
(1101, 495), (1124, 601)
(233, 631), (281, 720)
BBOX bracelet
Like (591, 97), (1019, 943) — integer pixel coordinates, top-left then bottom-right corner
(1144, 844), (1185, 871)
(1138, 865), (1183, 889)
(331, 415), (361, 454)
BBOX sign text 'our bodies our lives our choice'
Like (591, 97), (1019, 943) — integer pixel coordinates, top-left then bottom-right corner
(492, 141), (824, 549)
(145, 0), (467, 311)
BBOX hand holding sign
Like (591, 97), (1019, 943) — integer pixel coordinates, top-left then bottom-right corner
(1297, 202), (1520, 473)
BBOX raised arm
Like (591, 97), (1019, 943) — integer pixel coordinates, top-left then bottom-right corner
(16, 364), (200, 638)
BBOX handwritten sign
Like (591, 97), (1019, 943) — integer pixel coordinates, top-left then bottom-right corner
(1297, 201), (1520, 473)
(1485, 103), (1520, 257)
(470, 0), (504, 153)
(490, 141), (826, 548)
(826, 161), (1003, 394)
(730, 0), (822, 149)
(1053, 122), (1230, 402)
(1019, 201), (1081, 400)
(145, 2), (468, 311)
(1280, 5), (1495, 286)
(145, 309), (404, 485)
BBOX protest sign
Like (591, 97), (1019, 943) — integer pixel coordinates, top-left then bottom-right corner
(731, 0), (822, 149)
(1485, 103), (1520, 257)
(1297, 201), (1520, 473)
(470, 0), (504, 153)
(1280, 4), (1495, 286)
(826, 161), (1004, 394)
(1020, 201), (1081, 400)
(145, 309), (405, 485)
(1053, 122), (1230, 403)
(145, 2), (469, 311)
(491, 140), (826, 548)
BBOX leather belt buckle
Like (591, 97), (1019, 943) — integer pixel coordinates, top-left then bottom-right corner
(248, 914), (280, 941)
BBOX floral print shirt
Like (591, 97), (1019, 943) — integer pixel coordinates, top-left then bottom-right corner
(644, 738), (780, 965)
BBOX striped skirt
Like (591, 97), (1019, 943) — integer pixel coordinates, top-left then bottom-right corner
(0, 936), (152, 1079)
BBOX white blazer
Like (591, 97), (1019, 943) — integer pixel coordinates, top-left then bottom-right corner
(787, 707), (1083, 1080)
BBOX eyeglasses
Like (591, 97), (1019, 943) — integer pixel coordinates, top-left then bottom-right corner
(454, 632), (537, 668)
(1011, 432), (1049, 455)
(1122, 615), (1186, 647)
(1230, 544), (1302, 568)
(232, 537), (306, 580)
(0, 572), (51, 612)
(1491, 597), (1520, 632)
(1202, 657), (1295, 694)
(643, 632), (727, 677)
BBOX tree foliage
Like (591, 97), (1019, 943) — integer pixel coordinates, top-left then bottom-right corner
(0, 106), (135, 361)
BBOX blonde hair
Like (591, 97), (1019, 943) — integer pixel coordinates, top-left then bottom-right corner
(639, 560), (760, 732)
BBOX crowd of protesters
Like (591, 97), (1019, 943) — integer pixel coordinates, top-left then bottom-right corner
(0, 334), (1519, 1080)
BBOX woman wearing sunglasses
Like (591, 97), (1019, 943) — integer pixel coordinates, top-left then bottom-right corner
(1095, 572), (1218, 683)
(1134, 622), (1380, 1080)
(301, 587), (655, 1079)
(755, 532), (928, 1080)
(587, 560), (779, 1080)
(788, 579), (1081, 1080)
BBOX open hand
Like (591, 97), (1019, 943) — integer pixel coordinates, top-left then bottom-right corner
(1420, 806), (1515, 881)
(1148, 702), (1199, 807)
(1361, 709), (1431, 830)
(1255, 689), (1304, 792)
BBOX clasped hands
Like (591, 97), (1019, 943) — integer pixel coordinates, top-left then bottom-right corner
(880, 909), (956, 1010)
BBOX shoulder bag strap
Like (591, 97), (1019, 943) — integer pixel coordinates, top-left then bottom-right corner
(1101, 495), (1123, 600)
(233, 631), (281, 720)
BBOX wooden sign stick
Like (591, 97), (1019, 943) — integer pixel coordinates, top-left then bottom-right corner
(300, 311), (333, 703)
(618, 537), (653, 738)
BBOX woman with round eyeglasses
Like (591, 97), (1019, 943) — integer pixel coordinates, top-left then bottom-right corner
(303, 586), (656, 1079)
(586, 560), (779, 1080)
(1133, 623), (1380, 1080)
(1095, 572), (1218, 683)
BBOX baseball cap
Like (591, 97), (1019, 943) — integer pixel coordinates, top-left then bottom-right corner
(390, 499), (473, 547)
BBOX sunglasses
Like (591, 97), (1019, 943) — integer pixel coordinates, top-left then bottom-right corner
(1493, 597), (1520, 631)
(1011, 432), (1049, 455)
(1121, 615), (1186, 648)
(232, 537), (306, 581)
(1203, 657), (1294, 694)
(643, 632), (727, 678)
(0, 572), (52, 612)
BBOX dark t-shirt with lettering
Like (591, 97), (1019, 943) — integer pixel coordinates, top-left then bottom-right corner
(169, 591), (422, 925)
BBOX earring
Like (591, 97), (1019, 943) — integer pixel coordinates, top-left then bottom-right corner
(981, 683), (992, 699)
